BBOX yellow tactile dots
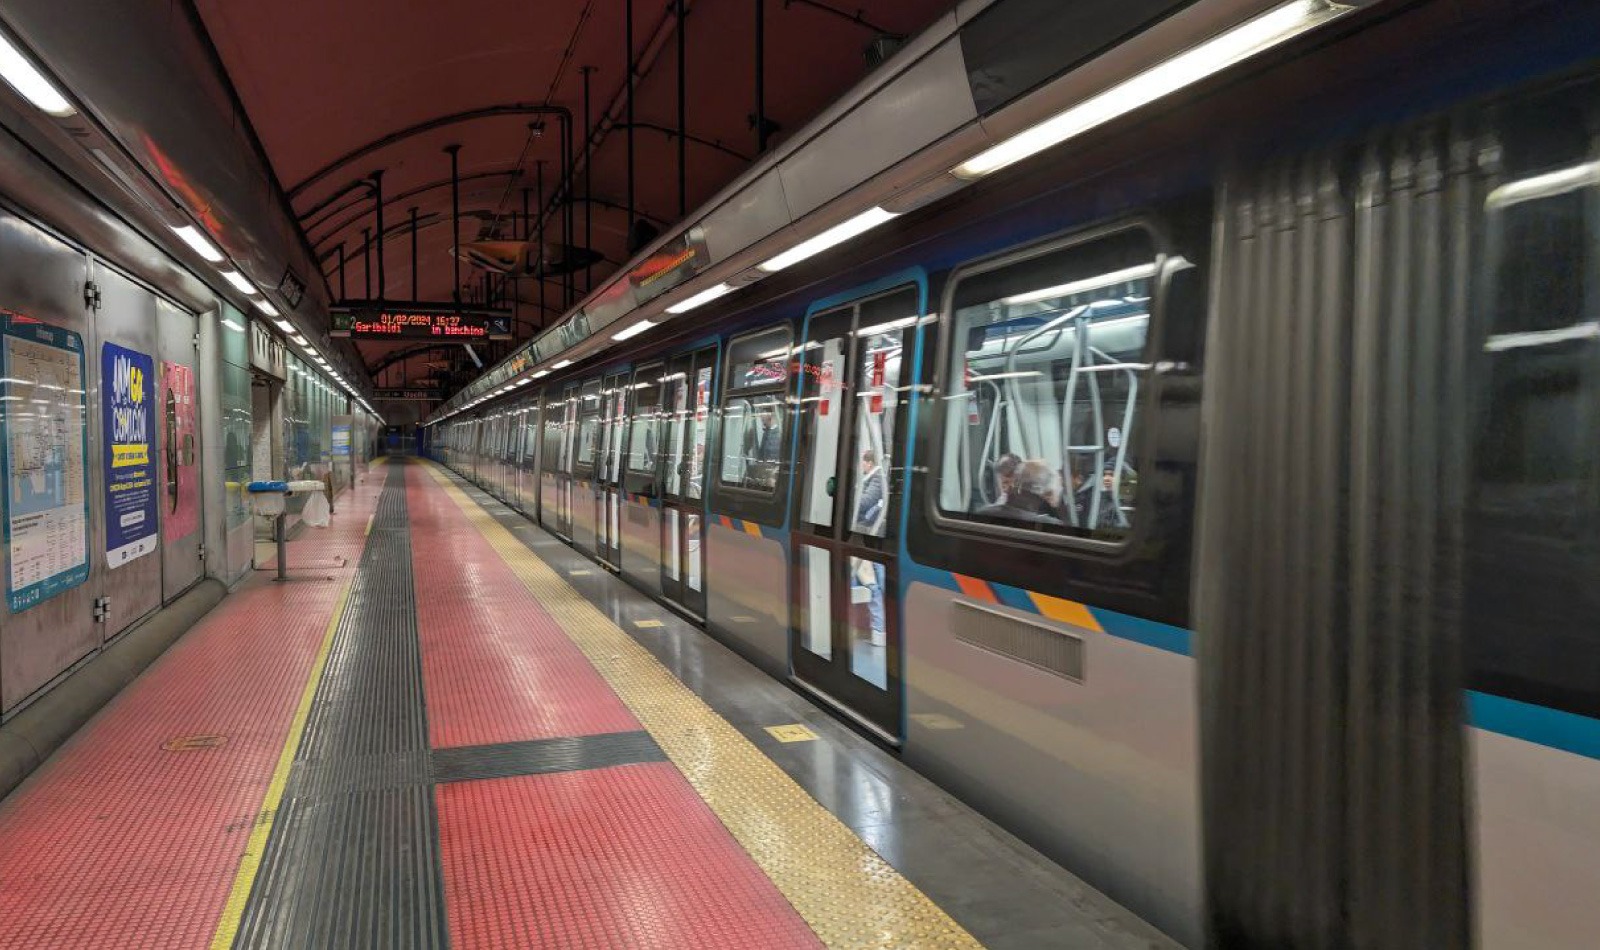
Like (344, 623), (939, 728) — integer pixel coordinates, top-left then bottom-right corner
(425, 462), (984, 950)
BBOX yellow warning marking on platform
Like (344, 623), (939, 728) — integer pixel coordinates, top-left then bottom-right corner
(424, 461), (983, 950)
(208, 571), (357, 950)
(633, 619), (665, 628)
(364, 511), (376, 536)
(911, 713), (966, 731)
(764, 724), (818, 743)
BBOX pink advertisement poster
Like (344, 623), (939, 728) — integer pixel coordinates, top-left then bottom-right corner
(161, 360), (198, 541)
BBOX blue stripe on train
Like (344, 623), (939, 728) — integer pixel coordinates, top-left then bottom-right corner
(1467, 691), (1600, 762)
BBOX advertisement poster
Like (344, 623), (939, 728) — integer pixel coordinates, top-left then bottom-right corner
(331, 423), (351, 458)
(160, 360), (198, 541)
(1, 311), (89, 612)
(102, 342), (158, 568)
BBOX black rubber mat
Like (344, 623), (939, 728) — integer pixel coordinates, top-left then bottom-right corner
(430, 731), (665, 784)
(234, 463), (448, 949)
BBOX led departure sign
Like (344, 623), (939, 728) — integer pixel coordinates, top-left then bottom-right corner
(331, 303), (512, 341)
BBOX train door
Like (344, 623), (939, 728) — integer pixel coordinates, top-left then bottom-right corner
(595, 372), (627, 567)
(554, 382), (579, 539)
(571, 378), (603, 554)
(539, 389), (563, 533)
(659, 346), (715, 617)
(788, 288), (917, 740)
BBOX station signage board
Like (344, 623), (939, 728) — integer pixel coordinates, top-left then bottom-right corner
(372, 388), (443, 401)
(330, 302), (512, 341)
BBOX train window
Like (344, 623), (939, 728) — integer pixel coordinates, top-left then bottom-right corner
(576, 380), (602, 469)
(938, 228), (1158, 541)
(1467, 106), (1600, 714)
(717, 326), (792, 495)
(627, 370), (662, 475)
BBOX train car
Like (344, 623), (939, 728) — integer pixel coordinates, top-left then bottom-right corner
(431, 0), (1600, 946)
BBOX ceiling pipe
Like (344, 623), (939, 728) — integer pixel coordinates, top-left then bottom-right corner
(755, 0), (767, 153)
(445, 144), (462, 303)
(371, 168), (386, 299)
(626, 0), (635, 246)
(678, 0), (688, 218)
(308, 169), (522, 248)
(286, 104), (569, 201)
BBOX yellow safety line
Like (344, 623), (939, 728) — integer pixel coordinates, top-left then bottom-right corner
(422, 461), (983, 950)
(208, 574), (356, 950)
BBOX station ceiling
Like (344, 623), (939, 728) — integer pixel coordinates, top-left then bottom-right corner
(192, 0), (953, 398)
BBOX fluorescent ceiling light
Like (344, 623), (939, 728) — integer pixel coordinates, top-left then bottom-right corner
(551, 359), (573, 369)
(665, 282), (735, 314)
(220, 270), (258, 295)
(759, 208), (899, 273)
(273, 319), (295, 333)
(532, 369), (551, 379)
(612, 319), (656, 341)
(1003, 263), (1161, 305)
(1486, 161), (1600, 210)
(954, 0), (1337, 178)
(290, 334), (308, 346)
(171, 225), (224, 263)
(254, 298), (280, 317)
(0, 32), (74, 117)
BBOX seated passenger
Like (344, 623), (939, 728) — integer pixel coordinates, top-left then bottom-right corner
(976, 453), (1023, 516)
(980, 458), (1063, 525)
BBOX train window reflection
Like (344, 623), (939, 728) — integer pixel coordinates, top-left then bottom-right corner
(717, 326), (792, 497)
(938, 229), (1157, 539)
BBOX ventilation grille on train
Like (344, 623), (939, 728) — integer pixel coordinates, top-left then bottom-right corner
(953, 600), (1085, 681)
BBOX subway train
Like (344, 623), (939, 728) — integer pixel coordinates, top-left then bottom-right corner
(432, 0), (1600, 946)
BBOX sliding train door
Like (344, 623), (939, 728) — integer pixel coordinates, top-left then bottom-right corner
(659, 347), (714, 617)
(788, 287), (917, 740)
(595, 372), (627, 568)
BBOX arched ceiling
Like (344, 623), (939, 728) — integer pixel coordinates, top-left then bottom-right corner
(192, 0), (954, 397)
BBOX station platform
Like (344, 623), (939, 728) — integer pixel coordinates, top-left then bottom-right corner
(0, 459), (1172, 950)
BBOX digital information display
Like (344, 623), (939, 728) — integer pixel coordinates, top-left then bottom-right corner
(331, 305), (511, 341)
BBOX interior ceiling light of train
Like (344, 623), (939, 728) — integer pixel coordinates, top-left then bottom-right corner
(191, 0), (950, 411)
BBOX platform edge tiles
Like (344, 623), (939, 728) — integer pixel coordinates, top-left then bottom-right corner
(421, 461), (983, 950)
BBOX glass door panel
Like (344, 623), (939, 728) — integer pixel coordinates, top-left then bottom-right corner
(659, 347), (714, 616)
(787, 289), (918, 740)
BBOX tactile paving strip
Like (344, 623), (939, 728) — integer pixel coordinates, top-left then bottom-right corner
(430, 731), (666, 784)
(233, 463), (448, 949)
(438, 763), (826, 949)
(406, 472), (641, 746)
(0, 468), (386, 950)
(422, 463), (984, 950)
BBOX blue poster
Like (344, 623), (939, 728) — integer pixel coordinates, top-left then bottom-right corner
(332, 423), (352, 458)
(101, 342), (158, 568)
(2, 311), (90, 612)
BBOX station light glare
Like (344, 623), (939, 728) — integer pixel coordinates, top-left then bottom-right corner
(953, 0), (1338, 179)
(551, 359), (573, 369)
(273, 319), (295, 333)
(532, 369), (551, 379)
(219, 270), (258, 296)
(170, 225), (224, 263)
(254, 298), (280, 317)
(0, 32), (75, 117)
(759, 208), (899, 273)
(665, 282), (735, 314)
(612, 319), (657, 341)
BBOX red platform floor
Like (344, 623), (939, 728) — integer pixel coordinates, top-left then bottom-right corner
(0, 462), (826, 949)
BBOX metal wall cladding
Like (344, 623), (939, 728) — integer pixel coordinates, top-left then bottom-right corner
(157, 299), (203, 602)
(703, 523), (788, 677)
(0, 213), (98, 709)
(92, 263), (163, 639)
(0, 206), (214, 712)
(1196, 126), (1480, 948)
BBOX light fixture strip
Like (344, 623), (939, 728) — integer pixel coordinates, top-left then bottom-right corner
(0, 31), (75, 117)
(954, 0), (1339, 179)
(758, 207), (899, 273)
(170, 225), (225, 263)
(220, 270), (259, 296)
(665, 282), (735, 315)
(612, 319), (657, 341)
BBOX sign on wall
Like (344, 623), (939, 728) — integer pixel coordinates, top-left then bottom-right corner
(102, 342), (158, 568)
(331, 423), (351, 458)
(330, 304), (512, 340)
(161, 360), (198, 541)
(1, 310), (89, 612)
